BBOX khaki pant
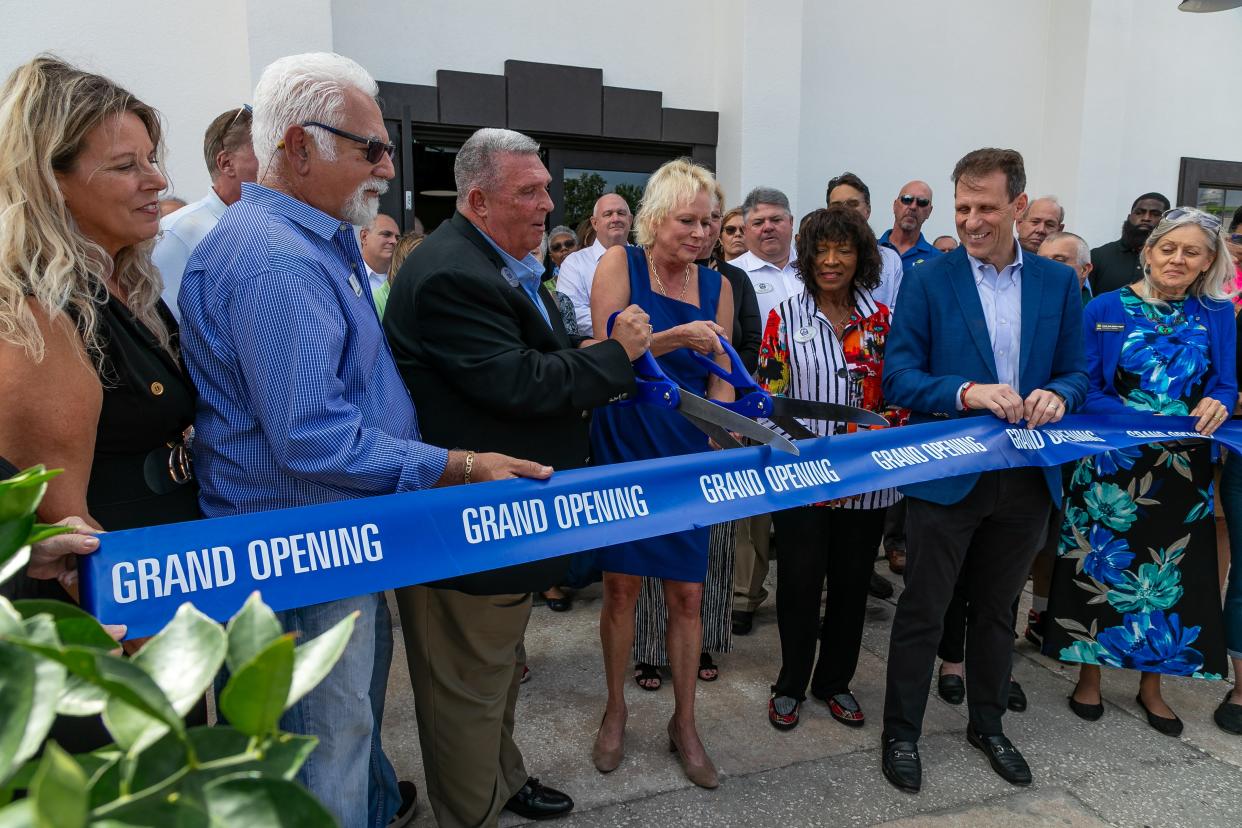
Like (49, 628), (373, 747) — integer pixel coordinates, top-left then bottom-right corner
(395, 586), (531, 828)
(731, 513), (771, 612)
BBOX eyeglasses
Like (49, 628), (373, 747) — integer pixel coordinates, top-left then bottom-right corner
(302, 121), (396, 164)
(549, 239), (577, 253)
(1162, 207), (1221, 232)
(1230, 233), (1242, 245)
(899, 194), (931, 208)
(722, 225), (744, 236)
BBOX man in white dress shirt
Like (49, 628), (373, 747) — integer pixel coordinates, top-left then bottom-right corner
(153, 106), (258, 318)
(826, 172), (905, 311)
(360, 213), (400, 293)
(729, 185), (801, 635)
(556, 193), (633, 336)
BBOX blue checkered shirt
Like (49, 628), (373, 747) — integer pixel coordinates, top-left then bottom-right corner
(179, 182), (447, 517)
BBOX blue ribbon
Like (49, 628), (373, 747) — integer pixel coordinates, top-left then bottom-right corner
(80, 415), (1242, 637)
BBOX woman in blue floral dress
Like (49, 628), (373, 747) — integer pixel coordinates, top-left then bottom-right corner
(1044, 207), (1237, 735)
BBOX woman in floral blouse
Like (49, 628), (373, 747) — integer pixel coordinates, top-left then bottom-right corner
(756, 205), (904, 731)
(1044, 207), (1236, 736)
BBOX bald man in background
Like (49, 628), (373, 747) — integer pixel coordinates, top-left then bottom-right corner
(557, 193), (634, 335)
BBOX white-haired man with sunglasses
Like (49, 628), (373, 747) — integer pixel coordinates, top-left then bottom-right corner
(178, 53), (549, 828)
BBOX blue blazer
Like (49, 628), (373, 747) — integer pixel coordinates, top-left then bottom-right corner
(883, 246), (1089, 506)
(1081, 290), (1236, 415)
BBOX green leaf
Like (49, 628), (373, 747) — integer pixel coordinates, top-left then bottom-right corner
(225, 592), (283, 674)
(30, 743), (87, 828)
(218, 635), (295, 738)
(131, 604), (227, 717)
(10, 617), (66, 779)
(0, 547), (30, 589)
(89, 766), (208, 828)
(0, 643), (36, 785)
(22, 524), (74, 548)
(6, 640), (184, 751)
(0, 466), (60, 523)
(203, 774), (338, 827)
(286, 610), (357, 710)
(0, 800), (35, 828)
(13, 601), (116, 651)
(57, 674), (108, 717)
(0, 517), (34, 572)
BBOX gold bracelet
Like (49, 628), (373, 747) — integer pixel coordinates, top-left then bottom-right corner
(464, 450), (475, 485)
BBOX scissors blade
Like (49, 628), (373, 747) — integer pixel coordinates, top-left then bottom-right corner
(768, 413), (818, 441)
(771, 397), (889, 427)
(677, 391), (800, 456)
(679, 411), (745, 450)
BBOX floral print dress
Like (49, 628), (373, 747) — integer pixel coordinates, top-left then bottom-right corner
(1044, 288), (1225, 679)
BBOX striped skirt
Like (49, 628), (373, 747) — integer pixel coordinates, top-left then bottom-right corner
(632, 520), (737, 665)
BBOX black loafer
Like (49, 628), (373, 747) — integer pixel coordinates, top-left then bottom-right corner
(1067, 693), (1104, 722)
(1213, 692), (1242, 735)
(937, 673), (965, 705)
(869, 571), (895, 599)
(881, 736), (921, 793)
(1136, 694), (1183, 737)
(504, 777), (574, 820)
(731, 610), (754, 636)
(545, 596), (571, 612)
(1007, 678), (1027, 712)
(966, 724), (1032, 786)
(388, 780), (418, 827)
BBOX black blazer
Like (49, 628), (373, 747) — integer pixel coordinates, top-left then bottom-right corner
(383, 212), (636, 595)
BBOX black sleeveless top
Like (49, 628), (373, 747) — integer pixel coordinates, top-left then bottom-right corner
(87, 295), (201, 530)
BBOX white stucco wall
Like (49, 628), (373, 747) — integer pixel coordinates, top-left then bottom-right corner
(2, 0), (1238, 253)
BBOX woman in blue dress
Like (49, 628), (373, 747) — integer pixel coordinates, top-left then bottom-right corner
(1044, 207), (1236, 736)
(588, 159), (735, 789)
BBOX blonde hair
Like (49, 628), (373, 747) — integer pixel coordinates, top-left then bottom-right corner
(388, 231), (424, 281)
(0, 55), (170, 368)
(634, 158), (717, 247)
(1141, 207), (1235, 304)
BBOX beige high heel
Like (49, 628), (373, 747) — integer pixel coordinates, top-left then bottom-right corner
(667, 719), (718, 789)
(592, 715), (624, 773)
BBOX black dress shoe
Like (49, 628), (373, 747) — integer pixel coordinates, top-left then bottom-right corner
(504, 777), (574, 820)
(1067, 693), (1104, 721)
(881, 736), (921, 793)
(731, 609), (754, 636)
(937, 673), (965, 705)
(388, 780), (418, 827)
(1213, 692), (1242, 735)
(966, 724), (1032, 786)
(1007, 678), (1027, 712)
(1135, 694), (1183, 737)
(869, 571), (895, 599)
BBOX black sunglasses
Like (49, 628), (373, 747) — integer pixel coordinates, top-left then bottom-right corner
(549, 240), (577, 253)
(899, 194), (931, 208)
(302, 121), (396, 164)
(722, 226), (744, 236)
(1231, 233), (1242, 245)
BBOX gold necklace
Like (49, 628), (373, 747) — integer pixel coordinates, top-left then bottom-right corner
(647, 247), (690, 301)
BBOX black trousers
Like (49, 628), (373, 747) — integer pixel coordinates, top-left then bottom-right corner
(936, 584), (1021, 664)
(883, 469), (1050, 741)
(772, 504), (887, 702)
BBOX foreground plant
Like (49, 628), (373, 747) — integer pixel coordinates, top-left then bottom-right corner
(0, 466), (353, 826)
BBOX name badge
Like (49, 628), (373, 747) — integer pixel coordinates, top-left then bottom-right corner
(754, 281), (774, 294)
(500, 266), (519, 287)
(793, 326), (815, 343)
(1095, 323), (1125, 332)
(348, 273), (363, 297)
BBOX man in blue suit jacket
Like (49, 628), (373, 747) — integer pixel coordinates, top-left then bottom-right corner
(879, 149), (1088, 794)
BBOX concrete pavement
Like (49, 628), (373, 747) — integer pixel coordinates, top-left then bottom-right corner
(380, 562), (1242, 827)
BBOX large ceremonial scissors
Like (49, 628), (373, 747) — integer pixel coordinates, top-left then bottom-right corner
(607, 312), (800, 455)
(688, 335), (889, 440)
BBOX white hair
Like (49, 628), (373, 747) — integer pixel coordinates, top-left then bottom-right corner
(1022, 194), (1065, 224)
(1044, 231), (1090, 267)
(251, 52), (378, 170)
(454, 128), (540, 209)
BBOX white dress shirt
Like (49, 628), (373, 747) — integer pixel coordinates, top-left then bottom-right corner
(556, 239), (611, 336)
(967, 244), (1024, 390)
(365, 264), (387, 294)
(153, 188), (228, 320)
(731, 248), (803, 332)
(872, 246), (904, 312)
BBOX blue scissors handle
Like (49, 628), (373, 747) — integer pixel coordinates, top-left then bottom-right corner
(607, 310), (681, 410)
(689, 335), (773, 418)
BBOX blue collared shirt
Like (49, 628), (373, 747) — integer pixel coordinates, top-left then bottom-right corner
(878, 230), (943, 278)
(481, 233), (550, 327)
(179, 182), (447, 517)
(967, 243), (1024, 390)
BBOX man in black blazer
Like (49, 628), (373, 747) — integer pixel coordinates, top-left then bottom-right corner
(383, 127), (649, 827)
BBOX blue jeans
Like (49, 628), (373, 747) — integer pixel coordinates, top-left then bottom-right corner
(278, 592), (399, 828)
(1220, 452), (1242, 660)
